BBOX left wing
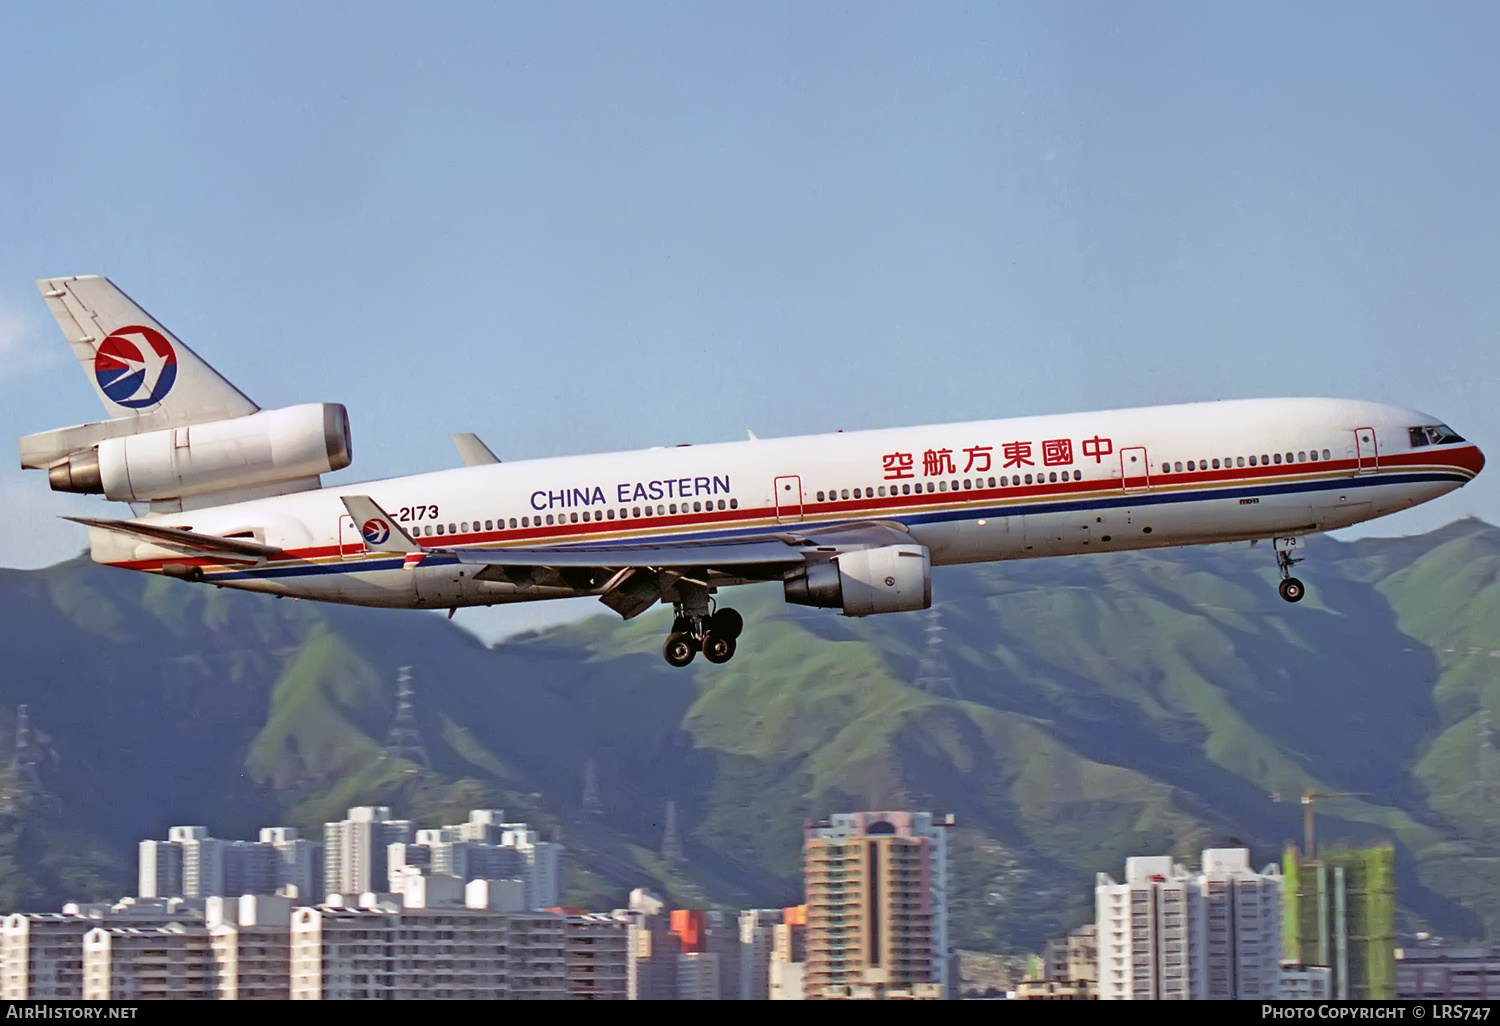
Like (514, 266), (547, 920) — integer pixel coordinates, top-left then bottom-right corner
(64, 516), (283, 561)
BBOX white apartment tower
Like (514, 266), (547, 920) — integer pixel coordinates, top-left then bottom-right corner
(82, 923), (216, 1000)
(260, 827), (323, 899)
(739, 908), (782, 1000)
(1096, 848), (1283, 1001)
(1200, 848), (1282, 999)
(322, 806), (413, 899)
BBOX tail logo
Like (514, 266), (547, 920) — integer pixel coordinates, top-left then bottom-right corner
(94, 325), (178, 409)
(360, 519), (391, 545)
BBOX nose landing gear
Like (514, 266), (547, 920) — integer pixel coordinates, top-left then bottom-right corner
(1274, 537), (1306, 603)
(661, 601), (745, 667)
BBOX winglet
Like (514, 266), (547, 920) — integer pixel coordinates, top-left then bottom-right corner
(339, 496), (421, 554)
(452, 433), (500, 466)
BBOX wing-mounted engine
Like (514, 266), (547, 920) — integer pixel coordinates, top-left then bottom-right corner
(784, 543), (932, 616)
(29, 403), (351, 506)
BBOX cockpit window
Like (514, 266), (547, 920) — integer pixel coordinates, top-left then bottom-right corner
(1409, 424), (1465, 447)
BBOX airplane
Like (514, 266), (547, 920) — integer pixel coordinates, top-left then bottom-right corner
(19, 276), (1485, 667)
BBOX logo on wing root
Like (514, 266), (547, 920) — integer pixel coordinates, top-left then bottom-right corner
(361, 519), (390, 545)
(94, 325), (177, 409)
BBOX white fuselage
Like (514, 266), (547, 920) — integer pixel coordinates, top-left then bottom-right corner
(86, 397), (1483, 611)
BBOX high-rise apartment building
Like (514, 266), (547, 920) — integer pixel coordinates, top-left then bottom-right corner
(803, 811), (952, 1000)
(289, 900), (566, 999)
(1201, 848), (1282, 999)
(259, 828), (323, 900)
(2, 898), (207, 1000)
(82, 922), (216, 1000)
(739, 908), (783, 1000)
(1396, 947), (1500, 999)
(1283, 844), (1395, 1000)
(561, 913), (628, 1000)
(386, 811), (561, 910)
(1096, 855), (1199, 1000)
(1095, 848), (1283, 1000)
(207, 895), (292, 1001)
(138, 839), (183, 900)
(322, 806), (413, 899)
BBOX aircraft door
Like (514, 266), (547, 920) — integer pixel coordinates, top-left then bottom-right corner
(1120, 447), (1150, 493)
(1355, 427), (1378, 474)
(338, 514), (362, 558)
(774, 475), (804, 523)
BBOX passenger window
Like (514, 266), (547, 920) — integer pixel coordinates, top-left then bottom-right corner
(424, 525), (433, 536)
(1024, 473), (1033, 485)
(1273, 453), (1282, 464)
(1286, 453), (1294, 464)
(988, 476), (996, 487)
(839, 489), (847, 500)
(692, 501), (701, 512)
(1073, 470), (1082, 481)
(545, 516), (553, 526)
(1047, 471), (1056, 483)
(1237, 457), (1245, 467)
(669, 503), (677, 514)
(436, 524), (445, 535)
(716, 499), (724, 510)
(1323, 449), (1330, 460)
(730, 498), (739, 509)
(658, 505), (665, 515)
(631, 507), (640, 518)
(1248, 456), (1257, 466)
(878, 486), (887, 496)
(1187, 461), (1195, 471)
(902, 484), (911, 495)
(817, 491), (825, 502)
(1261, 454), (1270, 465)
(963, 479), (972, 489)
(951, 480), (959, 491)
(1211, 459), (1220, 469)
(1174, 462), (1183, 472)
(459, 522), (467, 532)
(585, 511), (594, 522)
(1309, 450), (1318, 461)
(568, 513), (577, 523)
(938, 481), (948, 492)
(507, 518), (515, 529)
(1297, 452), (1306, 462)
(521, 517), (528, 527)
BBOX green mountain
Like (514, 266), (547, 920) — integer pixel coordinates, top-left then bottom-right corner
(2, 518), (1500, 951)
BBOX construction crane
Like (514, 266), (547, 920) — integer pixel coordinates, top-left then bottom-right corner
(1270, 790), (1371, 858)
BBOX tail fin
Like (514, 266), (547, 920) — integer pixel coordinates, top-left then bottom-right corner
(37, 276), (258, 427)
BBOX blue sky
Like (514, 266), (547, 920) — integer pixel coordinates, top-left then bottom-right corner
(2, 4), (1497, 635)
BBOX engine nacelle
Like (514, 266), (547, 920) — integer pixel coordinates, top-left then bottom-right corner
(784, 543), (932, 617)
(48, 403), (352, 502)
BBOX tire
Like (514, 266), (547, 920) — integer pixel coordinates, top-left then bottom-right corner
(1279, 577), (1306, 603)
(663, 633), (697, 667)
(709, 608), (744, 641)
(702, 635), (736, 664)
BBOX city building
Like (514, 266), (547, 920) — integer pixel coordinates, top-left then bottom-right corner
(739, 908), (783, 1000)
(385, 810), (561, 910)
(1013, 979), (1096, 999)
(1283, 844), (1396, 1000)
(803, 811), (954, 1000)
(1396, 946), (1500, 999)
(2, 898), (206, 1000)
(207, 895), (292, 1001)
(1095, 848), (1282, 1001)
(1280, 963), (1334, 999)
(140, 826), (301, 900)
(623, 889), (677, 1001)
(770, 959), (805, 1000)
(676, 951), (720, 1000)
(1200, 848), (1282, 999)
(323, 806), (413, 900)
(138, 838), (183, 900)
(82, 922), (216, 1000)
(289, 896), (566, 999)
(259, 828), (323, 900)
(561, 913), (628, 1000)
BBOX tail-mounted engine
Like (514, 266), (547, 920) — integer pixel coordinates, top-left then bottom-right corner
(43, 403), (352, 502)
(784, 543), (932, 616)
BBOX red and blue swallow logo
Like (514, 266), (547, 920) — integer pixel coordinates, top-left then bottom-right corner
(94, 325), (178, 409)
(361, 519), (390, 545)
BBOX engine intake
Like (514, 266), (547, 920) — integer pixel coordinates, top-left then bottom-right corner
(784, 543), (932, 617)
(48, 403), (352, 502)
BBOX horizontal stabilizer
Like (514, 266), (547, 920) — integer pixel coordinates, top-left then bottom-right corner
(64, 516), (283, 560)
(338, 495), (421, 554)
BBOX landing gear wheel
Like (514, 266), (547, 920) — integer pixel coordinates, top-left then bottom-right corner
(663, 633), (698, 667)
(708, 608), (743, 641)
(1278, 577), (1306, 603)
(702, 635), (737, 664)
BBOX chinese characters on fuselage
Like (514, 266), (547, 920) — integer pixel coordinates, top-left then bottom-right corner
(881, 436), (1114, 481)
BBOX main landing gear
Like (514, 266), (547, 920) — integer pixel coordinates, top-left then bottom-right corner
(1273, 537), (1306, 604)
(663, 607), (744, 667)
